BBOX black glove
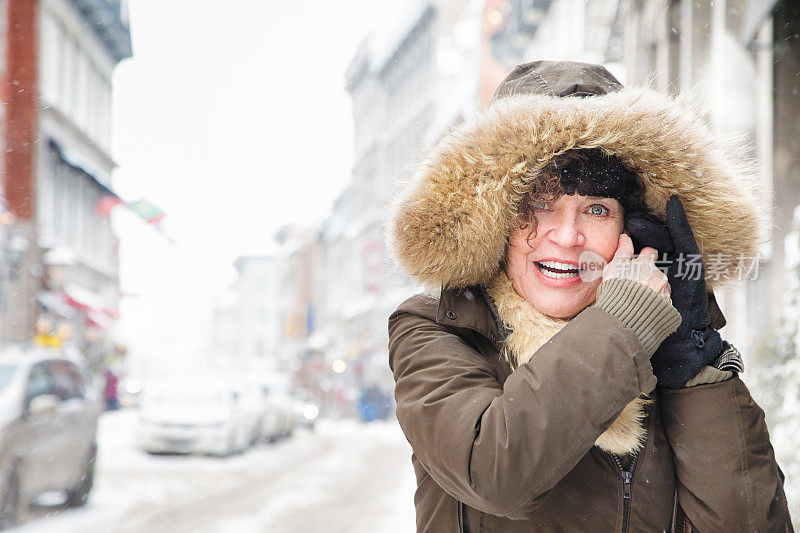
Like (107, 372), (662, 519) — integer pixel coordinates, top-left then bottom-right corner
(625, 195), (724, 388)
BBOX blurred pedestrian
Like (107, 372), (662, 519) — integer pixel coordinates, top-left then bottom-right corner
(358, 386), (391, 422)
(387, 61), (792, 531)
(103, 367), (120, 411)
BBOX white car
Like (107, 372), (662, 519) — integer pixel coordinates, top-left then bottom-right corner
(0, 345), (100, 529)
(258, 381), (296, 442)
(236, 382), (270, 446)
(136, 385), (250, 457)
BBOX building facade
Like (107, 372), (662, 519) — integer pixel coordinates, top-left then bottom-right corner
(0, 0), (131, 363)
(317, 2), (443, 407)
(618, 0), (799, 359)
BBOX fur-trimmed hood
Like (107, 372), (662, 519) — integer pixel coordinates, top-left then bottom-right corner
(388, 61), (766, 291)
(387, 61), (766, 455)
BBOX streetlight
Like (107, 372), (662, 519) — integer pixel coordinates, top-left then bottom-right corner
(332, 359), (347, 374)
(488, 10), (504, 26)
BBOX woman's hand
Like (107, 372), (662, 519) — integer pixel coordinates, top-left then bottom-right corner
(624, 195), (726, 388)
(602, 233), (671, 302)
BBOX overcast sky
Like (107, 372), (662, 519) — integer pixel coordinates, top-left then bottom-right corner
(112, 0), (413, 363)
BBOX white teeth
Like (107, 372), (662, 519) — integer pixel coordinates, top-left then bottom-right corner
(536, 260), (579, 280)
(540, 260), (577, 270)
(539, 269), (578, 279)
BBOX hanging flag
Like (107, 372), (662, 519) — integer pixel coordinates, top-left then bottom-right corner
(97, 195), (124, 217)
(95, 196), (173, 243)
(127, 199), (167, 225)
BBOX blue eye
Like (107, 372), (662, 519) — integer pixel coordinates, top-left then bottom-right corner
(534, 202), (550, 210)
(588, 204), (609, 216)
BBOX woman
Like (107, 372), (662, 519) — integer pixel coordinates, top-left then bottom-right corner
(387, 61), (792, 532)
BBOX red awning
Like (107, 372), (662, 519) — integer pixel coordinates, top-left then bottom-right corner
(59, 285), (119, 327)
(63, 285), (105, 312)
(102, 306), (120, 319)
(86, 310), (113, 329)
(37, 290), (76, 319)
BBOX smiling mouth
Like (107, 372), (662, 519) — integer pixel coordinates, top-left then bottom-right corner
(534, 261), (581, 280)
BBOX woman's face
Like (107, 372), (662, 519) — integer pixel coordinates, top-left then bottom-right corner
(505, 193), (625, 318)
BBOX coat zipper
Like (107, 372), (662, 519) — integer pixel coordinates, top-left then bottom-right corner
(612, 453), (638, 533)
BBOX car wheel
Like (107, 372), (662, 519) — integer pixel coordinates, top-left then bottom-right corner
(0, 465), (22, 530)
(66, 446), (96, 508)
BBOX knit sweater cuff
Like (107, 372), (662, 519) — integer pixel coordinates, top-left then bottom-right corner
(684, 366), (734, 387)
(595, 278), (682, 357)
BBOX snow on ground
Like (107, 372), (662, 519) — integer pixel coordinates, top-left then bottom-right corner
(11, 409), (416, 533)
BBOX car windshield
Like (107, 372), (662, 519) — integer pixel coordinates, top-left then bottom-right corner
(0, 364), (17, 392)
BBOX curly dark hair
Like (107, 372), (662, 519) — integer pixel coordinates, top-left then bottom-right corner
(515, 148), (648, 239)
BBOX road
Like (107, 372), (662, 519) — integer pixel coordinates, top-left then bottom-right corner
(12, 410), (417, 533)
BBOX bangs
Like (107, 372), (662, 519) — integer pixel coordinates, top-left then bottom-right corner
(547, 148), (648, 214)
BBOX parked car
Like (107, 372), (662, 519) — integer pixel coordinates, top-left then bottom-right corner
(0, 344), (100, 529)
(258, 379), (296, 442)
(136, 383), (250, 456)
(237, 382), (270, 446)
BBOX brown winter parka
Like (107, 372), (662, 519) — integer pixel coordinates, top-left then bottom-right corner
(389, 286), (790, 532)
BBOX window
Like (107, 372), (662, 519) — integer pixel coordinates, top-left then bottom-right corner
(0, 364), (16, 393)
(76, 53), (89, 130)
(47, 360), (85, 401)
(54, 22), (66, 106)
(74, 178), (86, 251)
(668, 0), (681, 94)
(63, 37), (78, 117)
(40, 15), (59, 103)
(51, 151), (64, 238)
(691, 0), (713, 90)
(25, 363), (55, 408)
(65, 167), (78, 246)
(39, 148), (56, 239)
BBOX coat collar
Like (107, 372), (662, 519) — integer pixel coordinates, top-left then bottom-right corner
(436, 286), (503, 346)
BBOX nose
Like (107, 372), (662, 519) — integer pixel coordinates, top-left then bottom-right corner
(547, 210), (586, 248)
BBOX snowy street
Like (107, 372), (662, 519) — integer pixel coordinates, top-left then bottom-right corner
(11, 410), (417, 533)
